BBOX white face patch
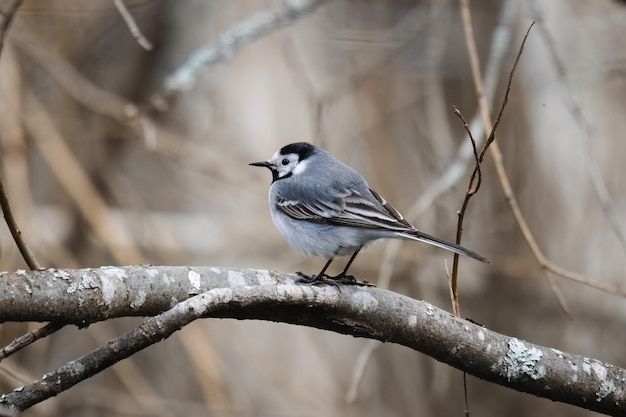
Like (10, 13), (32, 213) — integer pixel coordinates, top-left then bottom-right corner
(269, 152), (301, 179)
(292, 158), (308, 176)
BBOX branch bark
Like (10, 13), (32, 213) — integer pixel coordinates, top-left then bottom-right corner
(0, 266), (624, 415)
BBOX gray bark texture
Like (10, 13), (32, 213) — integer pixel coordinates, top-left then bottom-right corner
(0, 266), (623, 415)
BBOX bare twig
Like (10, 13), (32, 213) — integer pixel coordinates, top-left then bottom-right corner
(453, 106), (482, 193)
(148, 0), (331, 112)
(480, 23), (534, 159)
(457, 3), (602, 308)
(85, 322), (177, 417)
(449, 105), (481, 318)
(0, 267), (624, 415)
(0, 322), (64, 362)
(113, 0), (154, 51)
(0, 174), (41, 270)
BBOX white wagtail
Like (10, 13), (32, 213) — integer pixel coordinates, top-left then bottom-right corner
(251, 142), (488, 284)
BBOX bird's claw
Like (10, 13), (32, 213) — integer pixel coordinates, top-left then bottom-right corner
(296, 271), (375, 287)
(296, 271), (335, 286)
(332, 274), (375, 287)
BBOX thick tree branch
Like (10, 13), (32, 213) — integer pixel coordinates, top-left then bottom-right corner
(0, 266), (623, 414)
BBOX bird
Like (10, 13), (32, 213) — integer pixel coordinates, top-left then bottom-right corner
(250, 142), (488, 284)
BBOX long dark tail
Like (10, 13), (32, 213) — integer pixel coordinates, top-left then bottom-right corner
(399, 230), (489, 263)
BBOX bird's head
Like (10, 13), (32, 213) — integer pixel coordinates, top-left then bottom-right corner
(249, 142), (316, 182)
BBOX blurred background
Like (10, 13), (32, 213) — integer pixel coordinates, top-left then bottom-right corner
(0, 0), (625, 416)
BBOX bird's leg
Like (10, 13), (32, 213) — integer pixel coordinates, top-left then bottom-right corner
(333, 247), (361, 281)
(332, 247), (373, 286)
(297, 257), (334, 284)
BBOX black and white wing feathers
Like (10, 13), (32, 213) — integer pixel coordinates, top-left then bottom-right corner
(276, 187), (488, 263)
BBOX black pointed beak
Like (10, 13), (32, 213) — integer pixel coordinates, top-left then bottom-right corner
(249, 161), (272, 168)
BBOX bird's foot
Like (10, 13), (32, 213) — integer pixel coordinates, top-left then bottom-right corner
(296, 271), (334, 285)
(296, 272), (344, 291)
(331, 273), (376, 287)
(296, 272), (375, 288)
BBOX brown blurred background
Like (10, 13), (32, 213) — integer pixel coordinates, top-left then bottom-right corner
(0, 0), (625, 416)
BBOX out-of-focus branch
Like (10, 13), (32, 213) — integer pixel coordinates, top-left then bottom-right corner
(0, 266), (623, 415)
(0, 0), (41, 271)
(0, 0), (22, 58)
(147, 0), (331, 112)
(22, 91), (145, 265)
(16, 36), (139, 123)
(529, 3), (626, 255)
(113, 0), (153, 51)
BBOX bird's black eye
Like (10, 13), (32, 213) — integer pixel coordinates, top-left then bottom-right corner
(281, 158), (289, 166)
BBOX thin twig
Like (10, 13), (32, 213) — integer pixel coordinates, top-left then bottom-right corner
(0, 322), (64, 362)
(112, 0), (153, 51)
(450, 106), (481, 318)
(481, 22), (535, 159)
(0, 174), (41, 270)
(453, 106), (482, 194)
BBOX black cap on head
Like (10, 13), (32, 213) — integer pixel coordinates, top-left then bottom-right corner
(280, 142), (316, 161)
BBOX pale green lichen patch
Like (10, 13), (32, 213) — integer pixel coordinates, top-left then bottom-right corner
(597, 379), (616, 402)
(589, 361), (621, 403)
(67, 274), (99, 294)
(498, 338), (545, 381)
